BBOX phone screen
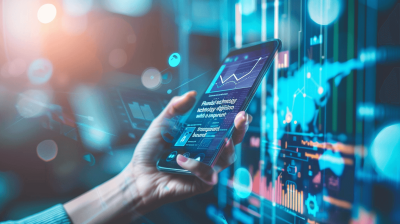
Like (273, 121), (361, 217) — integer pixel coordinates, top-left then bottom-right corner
(158, 42), (279, 170)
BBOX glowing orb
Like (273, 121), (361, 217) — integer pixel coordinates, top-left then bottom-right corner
(37, 140), (58, 162)
(371, 124), (400, 182)
(233, 167), (253, 198)
(109, 49), (127, 69)
(167, 89), (172, 94)
(308, 0), (342, 25)
(141, 68), (161, 90)
(16, 90), (50, 118)
(27, 58), (53, 85)
(168, 53), (181, 67)
(37, 4), (57, 24)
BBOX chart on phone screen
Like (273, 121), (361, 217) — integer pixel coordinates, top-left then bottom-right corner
(206, 56), (268, 94)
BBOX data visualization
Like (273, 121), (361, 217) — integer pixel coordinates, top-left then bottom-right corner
(206, 53), (269, 94)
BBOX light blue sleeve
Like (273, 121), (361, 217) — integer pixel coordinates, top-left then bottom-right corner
(1, 204), (71, 224)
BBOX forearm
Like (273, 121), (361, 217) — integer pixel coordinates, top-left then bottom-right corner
(63, 167), (143, 224)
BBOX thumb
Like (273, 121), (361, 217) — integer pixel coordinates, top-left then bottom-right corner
(157, 91), (197, 121)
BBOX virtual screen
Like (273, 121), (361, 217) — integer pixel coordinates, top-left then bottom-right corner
(1, 0), (400, 223)
(162, 48), (273, 166)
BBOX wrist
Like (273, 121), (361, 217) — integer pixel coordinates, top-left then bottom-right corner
(64, 165), (143, 223)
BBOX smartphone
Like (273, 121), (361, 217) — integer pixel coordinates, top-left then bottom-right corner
(157, 40), (282, 174)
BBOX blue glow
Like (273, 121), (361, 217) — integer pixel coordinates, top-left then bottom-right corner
(168, 53), (181, 67)
(310, 35), (323, 46)
(71, 87), (113, 151)
(241, 0), (256, 15)
(101, 148), (132, 174)
(305, 193), (319, 217)
(27, 58), (53, 85)
(83, 153), (95, 166)
(63, 0), (93, 16)
(371, 124), (400, 182)
(102, 0), (152, 17)
(266, 58), (363, 140)
(233, 167), (252, 198)
(308, 0), (343, 25)
(318, 150), (345, 176)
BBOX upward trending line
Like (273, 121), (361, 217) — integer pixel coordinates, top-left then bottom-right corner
(219, 57), (262, 84)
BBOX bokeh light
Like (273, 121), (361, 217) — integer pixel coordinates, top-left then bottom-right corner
(102, 0), (152, 17)
(0, 172), (21, 210)
(36, 140), (58, 162)
(27, 58), (53, 85)
(308, 0), (342, 25)
(16, 90), (50, 118)
(233, 167), (253, 198)
(37, 4), (57, 24)
(1, 59), (27, 78)
(108, 48), (128, 69)
(63, 0), (93, 17)
(371, 123), (400, 182)
(141, 68), (162, 90)
(101, 148), (132, 174)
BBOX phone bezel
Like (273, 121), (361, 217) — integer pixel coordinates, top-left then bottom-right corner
(157, 39), (282, 175)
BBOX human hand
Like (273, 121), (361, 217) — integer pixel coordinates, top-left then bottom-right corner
(128, 91), (252, 214)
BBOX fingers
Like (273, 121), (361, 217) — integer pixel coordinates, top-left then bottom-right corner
(176, 154), (218, 185)
(232, 111), (253, 145)
(213, 138), (237, 172)
(158, 91), (197, 121)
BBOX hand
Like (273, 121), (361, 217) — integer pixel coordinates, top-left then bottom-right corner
(129, 91), (253, 214)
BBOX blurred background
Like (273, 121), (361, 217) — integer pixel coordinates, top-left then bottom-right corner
(0, 0), (399, 223)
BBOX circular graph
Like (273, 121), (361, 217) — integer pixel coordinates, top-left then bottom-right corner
(141, 67), (161, 90)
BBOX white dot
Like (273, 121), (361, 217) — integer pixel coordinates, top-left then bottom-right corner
(109, 49), (127, 68)
(318, 87), (324, 94)
(293, 94), (296, 97)
(307, 72), (311, 78)
(38, 4), (57, 24)
(141, 68), (161, 90)
(303, 93), (306, 97)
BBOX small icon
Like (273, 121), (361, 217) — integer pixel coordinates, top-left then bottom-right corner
(194, 153), (205, 162)
(305, 193), (319, 217)
(168, 53), (181, 67)
(183, 152), (190, 158)
(310, 34), (323, 46)
(166, 151), (177, 162)
(287, 160), (297, 175)
(174, 127), (196, 147)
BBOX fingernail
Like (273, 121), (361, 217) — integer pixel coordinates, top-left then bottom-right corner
(211, 172), (218, 185)
(177, 154), (188, 163)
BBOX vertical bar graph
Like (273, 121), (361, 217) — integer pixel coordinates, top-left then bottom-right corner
(128, 102), (155, 121)
(252, 168), (304, 214)
(128, 102), (145, 120)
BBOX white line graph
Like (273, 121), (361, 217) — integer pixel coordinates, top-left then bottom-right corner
(219, 57), (262, 84)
